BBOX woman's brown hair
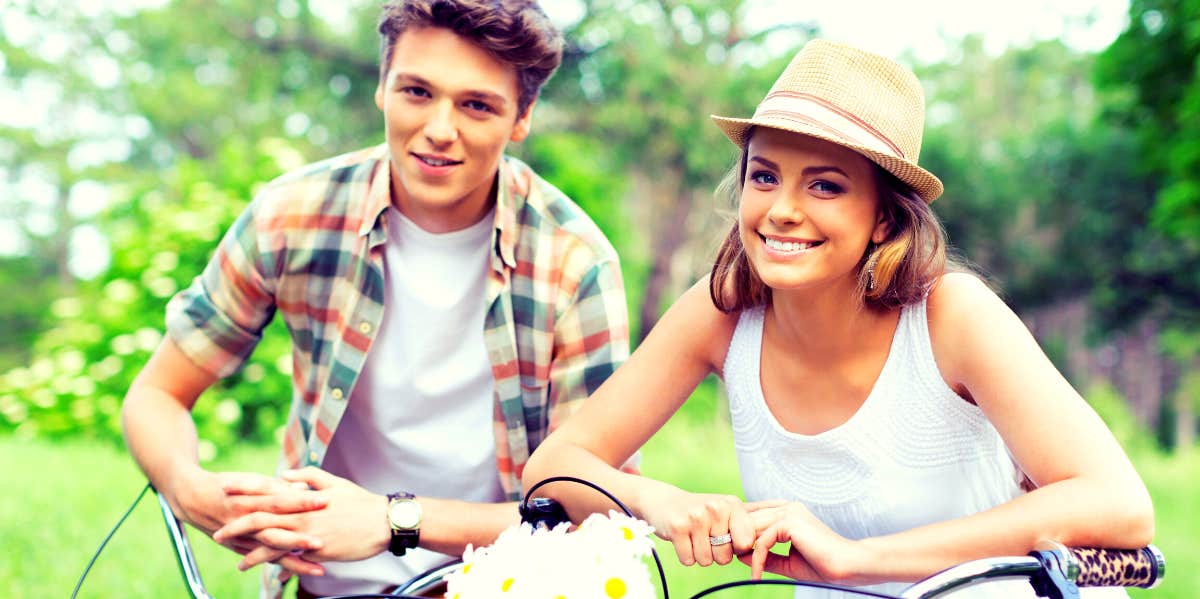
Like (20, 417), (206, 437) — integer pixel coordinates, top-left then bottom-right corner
(377, 0), (564, 117)
(709, 132), (956, 313)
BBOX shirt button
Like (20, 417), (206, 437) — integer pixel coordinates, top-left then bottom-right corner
(358, 322), (372, 334)
(331, 388), (344, 400)
(309, 451), (319, 463)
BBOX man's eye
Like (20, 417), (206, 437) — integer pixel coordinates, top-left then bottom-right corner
(465, 100), (495, 113)
(400, 86), (430, 98)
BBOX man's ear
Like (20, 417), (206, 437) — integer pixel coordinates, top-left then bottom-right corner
(510, 100), (535, 143)
(872, 213), (891, 244)
(375, 79), (386, 112)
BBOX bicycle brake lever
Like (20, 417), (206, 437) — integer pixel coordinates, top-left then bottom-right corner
(519, 497), (570, 529)
(1029, 550), (1080, 599)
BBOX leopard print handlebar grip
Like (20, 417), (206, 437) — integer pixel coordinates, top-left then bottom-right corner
(1070, 546), (1164, 588)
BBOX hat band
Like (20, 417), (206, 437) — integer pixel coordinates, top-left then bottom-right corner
(752, 91), (905, 160)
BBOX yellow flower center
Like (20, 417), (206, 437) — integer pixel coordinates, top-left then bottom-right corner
(621, 526), (634, 541)
(502, 578), (515, 592)
(605, 577), (627, 598)
(462, 564), (471, 574)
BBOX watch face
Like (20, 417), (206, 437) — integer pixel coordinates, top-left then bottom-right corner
(388, 500), (421, 529)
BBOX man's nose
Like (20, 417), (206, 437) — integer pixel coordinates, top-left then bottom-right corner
(423, 101), (458, 146)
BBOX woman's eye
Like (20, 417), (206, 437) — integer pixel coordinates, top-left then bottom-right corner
(811, 180), (844, 195)
(750, 171), (778, 186)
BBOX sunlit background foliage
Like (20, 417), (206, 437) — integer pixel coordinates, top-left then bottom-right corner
(2, 0), (1195, 454)
(0, 0), (1198, 595)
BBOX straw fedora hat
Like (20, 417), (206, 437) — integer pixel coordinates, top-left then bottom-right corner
(711, 39), (944, 202)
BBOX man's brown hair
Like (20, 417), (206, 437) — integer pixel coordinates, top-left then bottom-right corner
(378, 0), (564, 117)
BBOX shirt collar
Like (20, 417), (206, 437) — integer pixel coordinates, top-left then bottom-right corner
(359, 144), (393, 239)
(493, 157), (519, 270)
(360, 145), (519, 271)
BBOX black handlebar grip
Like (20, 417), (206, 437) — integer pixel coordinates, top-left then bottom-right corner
(1070, 546), (1164, 588)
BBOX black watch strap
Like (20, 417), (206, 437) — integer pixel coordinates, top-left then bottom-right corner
(387, 492), (419, 557)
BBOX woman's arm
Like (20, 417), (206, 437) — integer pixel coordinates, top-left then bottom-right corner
(752, 273), (1154, 584)
(925, 273), (1153, 550)
(768, 274), (1152, 583)
(523, 278), (755, 566)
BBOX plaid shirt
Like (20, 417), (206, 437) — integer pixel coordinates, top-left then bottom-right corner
(166, 144), (630, 595)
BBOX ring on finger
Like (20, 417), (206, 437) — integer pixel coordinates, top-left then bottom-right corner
(708, 533), (732, 547)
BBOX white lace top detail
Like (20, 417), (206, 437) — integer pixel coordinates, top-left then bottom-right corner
(723, 299), (1127, 598)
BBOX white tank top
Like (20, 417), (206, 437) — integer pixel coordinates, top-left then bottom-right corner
(723, 299), (1126, 598)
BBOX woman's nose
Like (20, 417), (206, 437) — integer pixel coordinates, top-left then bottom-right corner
(767, 193), (805, 226)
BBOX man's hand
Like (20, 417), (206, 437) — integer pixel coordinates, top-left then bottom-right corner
(214, 467), (391, 573)
(169, 466), (328, 576)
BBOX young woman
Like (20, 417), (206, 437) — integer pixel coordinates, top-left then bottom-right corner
(522, 39), (1153, 597)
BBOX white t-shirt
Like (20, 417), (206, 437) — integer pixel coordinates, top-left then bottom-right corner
(306, 206), (504, 595)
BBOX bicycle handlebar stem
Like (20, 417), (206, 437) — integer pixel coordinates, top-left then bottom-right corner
(156, 490), (216, 599)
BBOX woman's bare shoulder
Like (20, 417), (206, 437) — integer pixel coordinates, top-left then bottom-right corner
(926, 272), (1023, 377)
(656, 276), (741, 373)
(927, 272), (1006, 324)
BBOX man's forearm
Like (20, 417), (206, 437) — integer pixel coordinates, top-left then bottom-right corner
(122, 385), (204, 507)
(417, 497), (523, 556)
(121, 337), (224, 519)
(216, 475), (525, 564)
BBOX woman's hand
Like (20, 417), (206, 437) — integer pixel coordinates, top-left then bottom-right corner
(638, 481), (784, 568)
(742, 502), (872, 585)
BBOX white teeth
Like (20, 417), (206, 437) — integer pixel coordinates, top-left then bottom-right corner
(419, 156), (455, 166)
(765, 238), (814, 252)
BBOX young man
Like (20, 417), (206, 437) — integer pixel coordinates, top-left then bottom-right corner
(121, 1), (630, 597)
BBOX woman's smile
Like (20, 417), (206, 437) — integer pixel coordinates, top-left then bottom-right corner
(761, 234), (824, 257)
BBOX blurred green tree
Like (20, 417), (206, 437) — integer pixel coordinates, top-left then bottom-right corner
(915, 38), (1151, 312)
(5, 1), (1193, 447)
(0, 0), (384, 448)
(536, 0), (808, 338)
(1096, 0), (1200, 242)
(1093, 0), (1200, 447)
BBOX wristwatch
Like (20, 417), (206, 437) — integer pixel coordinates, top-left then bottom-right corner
(386, 492), (421, 556)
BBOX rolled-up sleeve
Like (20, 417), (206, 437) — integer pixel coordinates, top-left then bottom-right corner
(546, 256), (639, 472)
(166, 199), (277, 379)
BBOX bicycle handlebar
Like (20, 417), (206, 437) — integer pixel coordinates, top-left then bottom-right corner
(1068, 545), (1164, 588)
(152, 482), (1165, 599)
(900, 542), (1164, 599)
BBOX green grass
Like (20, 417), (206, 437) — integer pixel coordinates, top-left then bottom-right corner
(1, 438), (275, 598)
(1129, 450), (1199, 598)
(4, 416), (1196, 598)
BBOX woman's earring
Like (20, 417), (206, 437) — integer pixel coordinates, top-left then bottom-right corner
(865, 246), (880, 292)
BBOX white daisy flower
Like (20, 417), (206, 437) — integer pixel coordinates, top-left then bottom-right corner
(448, 511), (658, 599)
